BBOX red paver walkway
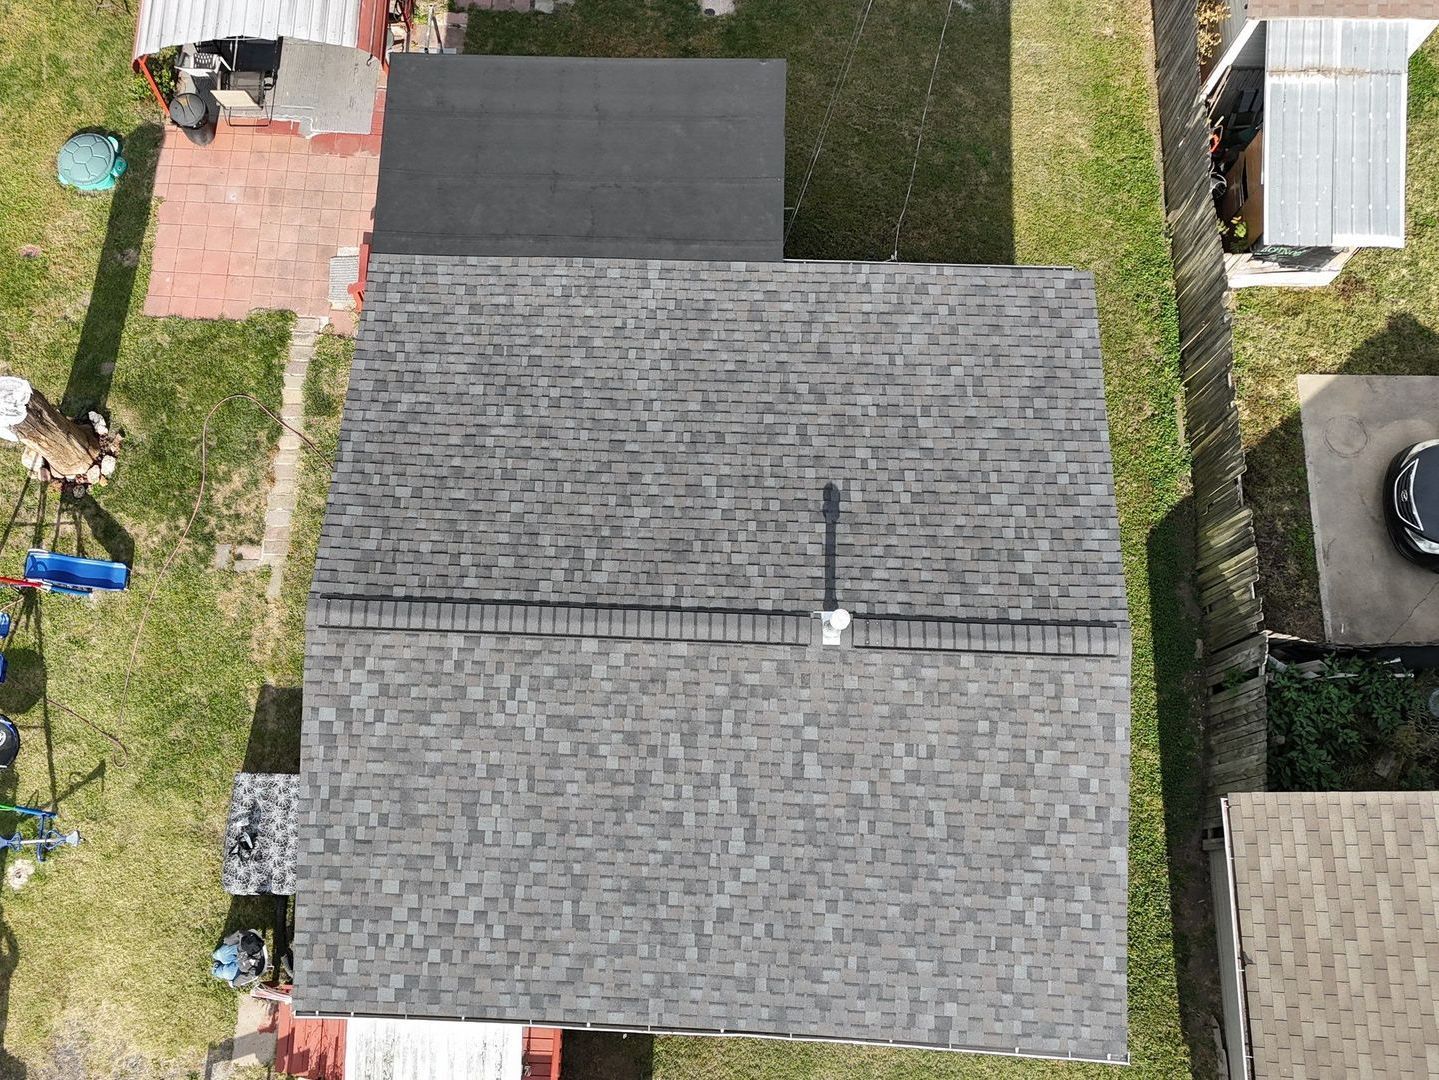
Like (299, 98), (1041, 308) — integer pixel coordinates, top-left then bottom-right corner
(146, 93), (383, 327)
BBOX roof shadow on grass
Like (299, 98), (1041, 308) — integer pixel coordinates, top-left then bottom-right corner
(463, 0), (1013, 265)
(1146, 499), (1223, 1079)
(560, 1031), (653, 1080)
(244, 685), (302, 775)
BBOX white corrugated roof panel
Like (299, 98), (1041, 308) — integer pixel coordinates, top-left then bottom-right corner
(343, 1019), (522, 1080)
(1263, 18), (1409, 248)
(134, 0), (361, 61)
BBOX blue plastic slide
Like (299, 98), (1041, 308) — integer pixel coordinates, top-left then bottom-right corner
(24, 550), (130, 593)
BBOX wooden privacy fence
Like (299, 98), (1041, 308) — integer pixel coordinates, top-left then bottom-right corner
(1150, 0), (1268, 826)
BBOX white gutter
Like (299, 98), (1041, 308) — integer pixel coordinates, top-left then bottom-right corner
(1219, 796), (1255, 1080)
(1203, 18), (1261, 98)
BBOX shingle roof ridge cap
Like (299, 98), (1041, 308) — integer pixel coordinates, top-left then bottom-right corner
(365, 249), (1092, 275)
(308, 590), (1131, 625)
(1229, 789), (1439, 813)
(308, 593), (1130, 656)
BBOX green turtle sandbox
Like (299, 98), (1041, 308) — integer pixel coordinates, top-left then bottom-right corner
(57, 133), (127, 192)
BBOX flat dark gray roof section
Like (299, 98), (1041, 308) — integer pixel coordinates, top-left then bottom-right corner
(370, 55), (787, 260)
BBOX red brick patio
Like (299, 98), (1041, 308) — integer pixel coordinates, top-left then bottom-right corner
(146, 95), (383, 328)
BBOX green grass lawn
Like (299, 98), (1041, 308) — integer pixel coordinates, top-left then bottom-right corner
(471, 2), (1211, 1079)
(0, 3), (330, 1074)
(1233, 38), (1439, 640)
(0, 0), (1212, 1075)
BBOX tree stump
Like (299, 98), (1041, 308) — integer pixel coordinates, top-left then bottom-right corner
(12, 388), (102, 481)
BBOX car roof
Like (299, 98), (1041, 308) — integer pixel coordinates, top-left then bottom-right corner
(1408, 444), (1439, 540)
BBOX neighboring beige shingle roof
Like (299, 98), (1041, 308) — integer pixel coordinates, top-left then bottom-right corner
(1228, 792), (1439, 1079)
(1251, 0), (1439, 17)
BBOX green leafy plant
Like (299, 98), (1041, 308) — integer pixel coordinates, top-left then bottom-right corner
(143, 45), (180, 102)
(1268, 658), (1427, 790)
(1196, 0), (1231, 65)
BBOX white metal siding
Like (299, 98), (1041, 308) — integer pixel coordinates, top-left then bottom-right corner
(343, 1019), (522, 1080)
(134, 0), (361, 60)
(1263, 18), (1409, 248)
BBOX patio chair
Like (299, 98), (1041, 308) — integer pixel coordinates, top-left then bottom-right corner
(177, 46), (227, 81)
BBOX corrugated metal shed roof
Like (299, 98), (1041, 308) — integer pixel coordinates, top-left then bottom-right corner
(1263, 18), (1409, 247)
(1252, 0), (1438, 18)
(133, 0), (362, 61)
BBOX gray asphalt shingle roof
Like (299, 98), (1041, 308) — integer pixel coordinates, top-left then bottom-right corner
(370, 56), (786, 261)
(313, 257), (1126, 625)
(296, 254), (1131, 1061)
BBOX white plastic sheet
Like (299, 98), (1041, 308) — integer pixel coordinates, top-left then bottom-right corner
(0, 377), (33, 444)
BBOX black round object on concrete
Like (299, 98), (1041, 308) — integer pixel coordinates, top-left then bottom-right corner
(169, 93), (206, 128)
(0, 716), (20, 769)
(169, 93), (216, 146)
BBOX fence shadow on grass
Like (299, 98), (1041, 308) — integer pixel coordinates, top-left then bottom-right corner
(1147, 499), (1225, 1078)
(61, 123), (162, 420)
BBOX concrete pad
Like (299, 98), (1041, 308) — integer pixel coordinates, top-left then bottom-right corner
(229, 993), (278, 1067)
(1299, 374), (1439, 643)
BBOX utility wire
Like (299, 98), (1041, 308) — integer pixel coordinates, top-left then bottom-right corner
(785, 0), (878, 245)
(49, 696), (129, 767)
(891, 0), (959, 261)
(117, 394), (326, 731)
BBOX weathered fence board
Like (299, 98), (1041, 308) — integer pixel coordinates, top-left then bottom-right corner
(1150, 0), (1268, 825)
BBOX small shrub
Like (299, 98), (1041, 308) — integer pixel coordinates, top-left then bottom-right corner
(139, 46), (180, 103)
(1268, 658), (1426, 790)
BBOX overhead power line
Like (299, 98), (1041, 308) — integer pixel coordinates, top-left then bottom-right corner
(891, 0), (959, 261)
(785, 0), (879, 246)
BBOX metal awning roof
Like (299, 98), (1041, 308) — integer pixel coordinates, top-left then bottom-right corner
(345, 1019), (522, 1080)
(1263, 18), (1410, 248)
(133, 0), (386, 63)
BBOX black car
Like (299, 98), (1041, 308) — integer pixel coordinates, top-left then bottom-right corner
(1384, 440), (1439, 570)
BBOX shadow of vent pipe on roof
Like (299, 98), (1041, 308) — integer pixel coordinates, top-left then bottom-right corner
(823, 481), (841, 611)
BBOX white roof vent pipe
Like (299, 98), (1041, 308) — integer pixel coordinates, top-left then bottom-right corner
(814, 608), (851, 646)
